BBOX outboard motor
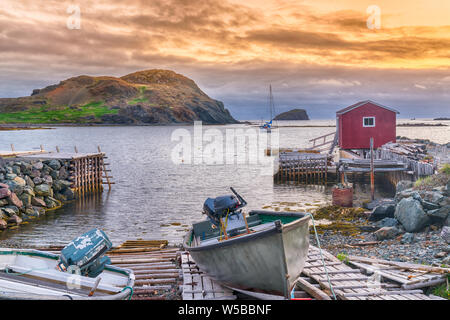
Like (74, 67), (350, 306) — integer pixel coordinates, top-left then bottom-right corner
(57, 228), (112, 278)
(203, 187), (248, 237)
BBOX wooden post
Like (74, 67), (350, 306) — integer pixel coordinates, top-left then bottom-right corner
(56, 146), (60, 153)
(40, 145), (44, 152)
(370, 137), (375, 201)
(10, 144), (14, 152)
(74, 146), (78, 153)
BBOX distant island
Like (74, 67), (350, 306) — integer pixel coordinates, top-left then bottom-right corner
(433, 117), (450, 120)
(274, 109), (309, 120)
(0, 69), (237, 125)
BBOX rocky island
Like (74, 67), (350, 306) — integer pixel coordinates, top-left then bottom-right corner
(273, 108), (309, 120)
(0, 69), (237, 125)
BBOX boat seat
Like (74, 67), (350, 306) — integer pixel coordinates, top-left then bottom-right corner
(194, 215), (262, 241)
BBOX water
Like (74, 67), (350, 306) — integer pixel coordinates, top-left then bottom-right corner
(0, 119), (447, 247)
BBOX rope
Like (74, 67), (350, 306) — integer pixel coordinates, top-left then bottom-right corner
(290, 213), (337, 300)
(307, 213), (337, 300)
(121, 286), (134, 300)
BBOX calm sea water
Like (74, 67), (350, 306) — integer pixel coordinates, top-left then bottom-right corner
(0, 119), (448, 247)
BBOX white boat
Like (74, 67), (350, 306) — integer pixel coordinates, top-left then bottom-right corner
(0, 248), (134, 300)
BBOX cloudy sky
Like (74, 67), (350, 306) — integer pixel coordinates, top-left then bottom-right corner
(0, 0), (449, 119)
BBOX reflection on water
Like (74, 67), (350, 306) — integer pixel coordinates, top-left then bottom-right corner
(0, 120), (446, 247)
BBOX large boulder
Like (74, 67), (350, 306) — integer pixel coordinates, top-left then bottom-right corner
(394, 197), (431, 232)
(396, 180), (414, 193)
(18, 193), (31, 207)
(369, 204), (396, 221)
(34, 184), (52, 196)
(62, 188), (75, 200)
(374, 226), (401, 240)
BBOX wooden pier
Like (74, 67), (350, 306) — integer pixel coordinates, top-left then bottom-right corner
(1, 146), (114, 194)
(180, 245), (447, 300)
(275, 151), (331, 184)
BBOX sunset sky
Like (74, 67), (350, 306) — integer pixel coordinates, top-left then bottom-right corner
(0, 0), (449, 119)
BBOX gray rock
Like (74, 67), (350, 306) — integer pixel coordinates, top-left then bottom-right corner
(426, 206), (449, 222)
(53, 180), (72, 192)
(62, 188), (75, 200)
(394, 197), (431, 232)
(33, 177), (43, 185)
(47, 159), (61, 170)
(374, 227), (401, 240)
(24, 175), (35, 188)
(44, 196), (59, 208)
(441, 226), (450, 244)
(58, 167), (68, 179)
(1, 206), (18, 217)
(12, 165), (21, 175)
(375, 217), (399, 228)
(401, 232), (415, 244)
(43, 175), (53, 185)
(395, 189), (422, 202)
(34, 184), (52, 196)
(32, 161), (43, 170)
(18, 193), (31, 207)
(396, 180), (414, 193)
(12, 176), (26, 187)
(422, 200), (440, 211)
(3, 180), (24, 195)
(5, 173), (17, 180)
(31, 196), (46, 207)
(422, 191), (445, 205)
(364, 198), (395, 210)
(369, 204), (396, 221)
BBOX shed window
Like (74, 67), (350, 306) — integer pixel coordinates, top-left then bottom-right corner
(363, 117), (375, 127)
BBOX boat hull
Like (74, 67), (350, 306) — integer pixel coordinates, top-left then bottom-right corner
(184, 214), (310, 298)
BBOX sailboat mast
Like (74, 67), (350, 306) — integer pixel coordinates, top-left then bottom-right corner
(269, 84), (273, 121)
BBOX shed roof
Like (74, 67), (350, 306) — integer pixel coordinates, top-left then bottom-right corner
(336, 100), (400, 115)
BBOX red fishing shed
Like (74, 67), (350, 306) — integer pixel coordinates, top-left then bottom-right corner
(336, 100), (399, 151)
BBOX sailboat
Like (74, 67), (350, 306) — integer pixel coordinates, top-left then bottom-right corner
(259, 85), (276, 132)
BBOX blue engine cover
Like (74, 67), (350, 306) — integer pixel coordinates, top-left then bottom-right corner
(58, 228), (112, 277)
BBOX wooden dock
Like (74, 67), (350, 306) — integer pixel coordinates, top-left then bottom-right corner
(275, 152), (331, 184)
(0, 147), (114, 194)
(180, 245), (447, 300)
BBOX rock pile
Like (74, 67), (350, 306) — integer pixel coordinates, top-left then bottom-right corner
(368, 179), (449, 242)
(0, 159), (75, 229)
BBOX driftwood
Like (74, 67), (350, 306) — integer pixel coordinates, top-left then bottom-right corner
(295, 277), (331, 300)
(347, 255), (450, 274)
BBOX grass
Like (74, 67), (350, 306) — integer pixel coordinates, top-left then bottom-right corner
(431, 279), (449, 299)
(0, 101), (119, 124)
(128, 97), (149, 105)
(414, 165), (450, 190)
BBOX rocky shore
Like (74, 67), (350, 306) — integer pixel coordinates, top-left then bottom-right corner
(0, 158), (75, 230)
(312, 167), (450, 267)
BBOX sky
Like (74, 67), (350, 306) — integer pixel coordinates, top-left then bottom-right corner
(0, 0), (449, 119)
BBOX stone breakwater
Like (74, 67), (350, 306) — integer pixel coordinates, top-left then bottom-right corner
(0, 158), (75, 230)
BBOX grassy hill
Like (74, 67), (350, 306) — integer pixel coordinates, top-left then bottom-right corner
(0, 70), (237, 125)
